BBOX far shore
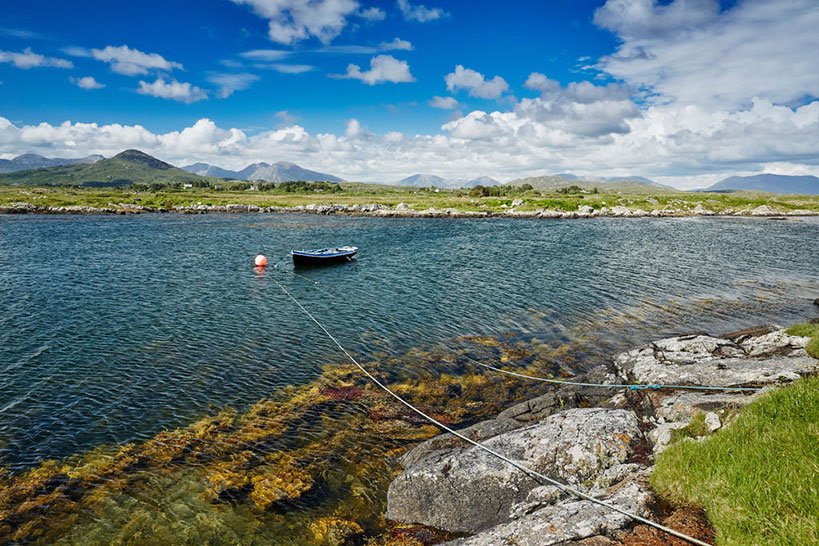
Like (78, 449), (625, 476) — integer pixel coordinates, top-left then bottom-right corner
(2, 200), (819, 219)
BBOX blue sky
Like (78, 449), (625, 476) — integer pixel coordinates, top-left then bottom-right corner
(2, 0), (819, 187)
(1, 0), (616, 134)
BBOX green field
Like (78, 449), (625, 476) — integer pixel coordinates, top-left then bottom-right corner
(2, 183), (818, 215)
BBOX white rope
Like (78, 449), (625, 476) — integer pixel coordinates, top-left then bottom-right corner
(270, 275), (712, 546)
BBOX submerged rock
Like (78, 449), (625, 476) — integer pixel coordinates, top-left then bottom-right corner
(386, 408), (642, 533)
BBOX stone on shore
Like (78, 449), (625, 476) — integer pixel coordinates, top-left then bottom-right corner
(442, 479), (653, 546)
(693, 203), (715, 215)
(613, 329), (816, 387)
(750, 204), (779, 216)
(386, 408), (642, 534)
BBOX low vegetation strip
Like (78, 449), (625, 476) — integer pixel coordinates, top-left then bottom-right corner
(1, 184), (819, 216)
(651, 376), (819, 546)
(785, 323), (819, 358)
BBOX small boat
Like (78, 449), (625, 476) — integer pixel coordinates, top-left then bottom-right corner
(291, 246), (358, 266)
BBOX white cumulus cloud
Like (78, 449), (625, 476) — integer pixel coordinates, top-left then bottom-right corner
(89, 45), (182, 76)
(445, 65), (509, 99)
(593, 0), (719, 39)
(379, 37), (413, 51)
(2, 97), (819, 187)
(231, 0), (360, 45)
(333, 54), (415, 85)
(397, 0), (448, 22)
(594, 0), (819, 109)
(0, 48), (73, 69)
(70, 76), (105, 89)
(358, 6), (385, 20)
(137, 78), (208, 103)
(429, 96), (459, 109)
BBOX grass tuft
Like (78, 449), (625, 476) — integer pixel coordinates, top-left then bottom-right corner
(785, 323), (819, 358)
(651, 377), (819, 546)
(669, 411), (712, 444)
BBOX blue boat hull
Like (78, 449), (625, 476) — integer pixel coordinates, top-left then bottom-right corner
(291, 248), (358, 267)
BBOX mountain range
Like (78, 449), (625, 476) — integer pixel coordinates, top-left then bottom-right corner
(182, 161), (343, 183)
(0, 150), (212, 187)
(2, 150), (818, 195)
(702, 174), (819, 195)
(508, 174), (675, 193)
(396, 174), (501, 188)
(0, 153), (103, 174)
(549, 173), (670, 188)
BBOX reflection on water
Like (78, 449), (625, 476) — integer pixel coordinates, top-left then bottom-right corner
(0, 214), (817, 543)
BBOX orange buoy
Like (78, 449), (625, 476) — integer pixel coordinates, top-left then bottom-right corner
(255, 254), (268, 267)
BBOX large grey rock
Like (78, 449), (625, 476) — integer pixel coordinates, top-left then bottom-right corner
(653, 391), (757, 423)
(751, 204), (779, 216)
(613, 330), (816, 387)
(608, 206), (631, 217)
(386, 408), (642, 533)
(443, 479), (653, 546)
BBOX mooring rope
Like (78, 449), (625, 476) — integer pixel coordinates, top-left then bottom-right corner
(270, 274), (713, 546)
(281, 268), (760, 394)
(464, 355), (762, 393)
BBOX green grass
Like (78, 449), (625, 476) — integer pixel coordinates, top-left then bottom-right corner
(651, 377), (819, 545)
(785, 323), (819, 358)
(669, 411), (712, 443)
(2, 184), (818, 215)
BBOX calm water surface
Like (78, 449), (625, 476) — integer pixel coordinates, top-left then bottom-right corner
(1, 213), (818, 471)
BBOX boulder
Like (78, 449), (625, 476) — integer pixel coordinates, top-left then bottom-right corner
(653, 391), (757, 423)
(609, 206), (631, 217)
(442, 479), (653, 546)
(738, 329), (807, 358)
(693, 203), (715, 216)
(613, 330), (817, 387)
(750, 205), (779, 216)
(386, 408), (642, 533)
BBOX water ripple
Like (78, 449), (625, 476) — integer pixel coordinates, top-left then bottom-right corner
(0, 214), (817, 470)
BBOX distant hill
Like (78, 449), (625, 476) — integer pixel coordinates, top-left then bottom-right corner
(0, 149), (212, 187)
(181, 162), (238, 179)
(397, 174), (452, 188)
(0, 153), (103, 174)
(509, 174), (675, 193)
(463, 176), (501, 188)
(395, 173), (502, 188)
(182, 161), (343, 182)
(551, 173), (669, 188)
(606, 175), (665, 187)
(703, 174), (819, 195)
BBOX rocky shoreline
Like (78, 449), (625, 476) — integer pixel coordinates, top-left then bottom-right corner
(1, 201), (818, 219)
(384, 326), (818, 545)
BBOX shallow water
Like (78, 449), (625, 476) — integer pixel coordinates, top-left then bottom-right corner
(1, 214), (818, 473)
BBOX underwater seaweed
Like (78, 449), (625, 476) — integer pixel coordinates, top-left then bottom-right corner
(0, 336), (567, 544)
